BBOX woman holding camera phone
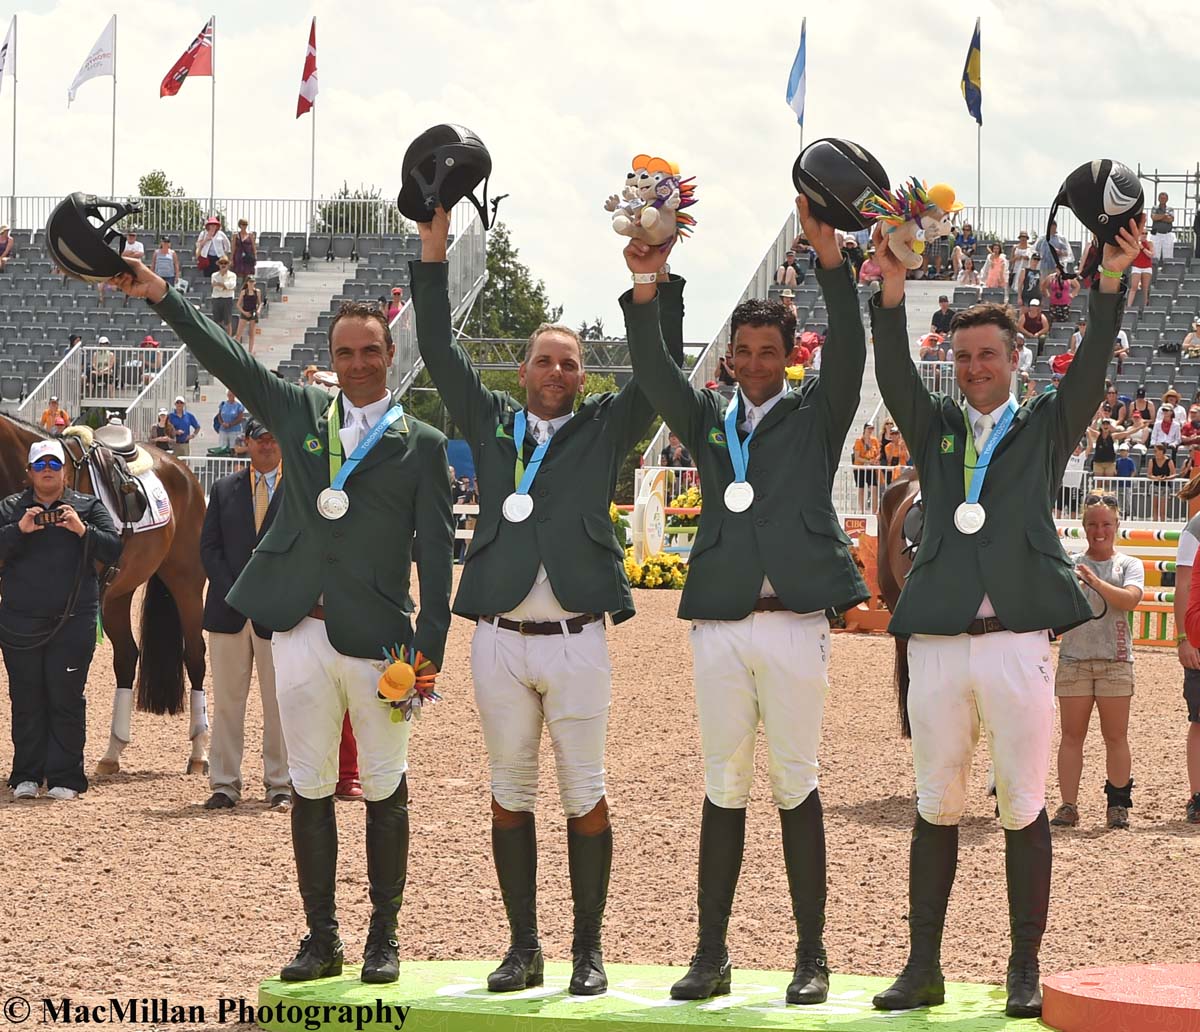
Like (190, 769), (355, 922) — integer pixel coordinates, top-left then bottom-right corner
(0, 440), (121, 801)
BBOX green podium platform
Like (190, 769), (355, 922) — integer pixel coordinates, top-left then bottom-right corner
(256, 961), (1034, 1031)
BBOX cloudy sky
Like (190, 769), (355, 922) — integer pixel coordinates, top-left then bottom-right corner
(1, 0), (1197, 340)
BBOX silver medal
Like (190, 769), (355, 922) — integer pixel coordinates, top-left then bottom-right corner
(724, 481), (755, 513)
(317, 487), (350, 520)
(954, 501), (986, 535)
(502, 492), (534, 523)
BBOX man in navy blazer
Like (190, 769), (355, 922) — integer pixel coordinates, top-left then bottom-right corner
(200, 418), (290, 811)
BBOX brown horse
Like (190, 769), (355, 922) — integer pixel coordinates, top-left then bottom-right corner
(877, 467), (920, 737)
(0, 415), (208, 774)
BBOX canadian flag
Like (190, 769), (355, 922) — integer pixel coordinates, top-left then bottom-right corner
(160, 17), (214, 98)
(296, 18), (317, 118)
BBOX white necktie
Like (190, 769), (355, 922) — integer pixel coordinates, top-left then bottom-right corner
(342, 410), (369, 454)
(974, 413), (994, 453)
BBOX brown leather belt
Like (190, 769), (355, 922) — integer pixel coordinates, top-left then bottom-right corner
(966, 616), (1007, 635)
(480, 613), (603, 636)
(309, 604), (326, 621)
(753, 596), (789, 613)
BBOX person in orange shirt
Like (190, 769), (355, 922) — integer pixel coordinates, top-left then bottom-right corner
(852, 422), (881, 511)
(39, 397), (69, 435)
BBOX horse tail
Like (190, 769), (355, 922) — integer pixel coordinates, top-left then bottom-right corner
(894, 635), (912, 739)
(135, 574), (185, 715)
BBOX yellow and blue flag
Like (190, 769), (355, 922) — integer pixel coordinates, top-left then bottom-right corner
(961, 17), (981, 126)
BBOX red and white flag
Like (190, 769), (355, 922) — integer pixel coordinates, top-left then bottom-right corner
(296, 17), (317, 118)
(160, 16), (214, 98)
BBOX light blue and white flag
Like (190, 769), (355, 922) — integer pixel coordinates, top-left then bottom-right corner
(785, 18), (806, 126)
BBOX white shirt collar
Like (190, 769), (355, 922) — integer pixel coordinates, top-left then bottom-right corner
(740, 383), (789, 426)
(343, 390), (392, 427)
(965, 393), (1017, 431)
(526, 409), (572, 439)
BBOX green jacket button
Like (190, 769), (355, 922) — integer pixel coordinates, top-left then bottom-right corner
(756, 518), (767, 527)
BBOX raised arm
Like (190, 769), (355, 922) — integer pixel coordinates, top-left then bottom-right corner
(410, 432), (454, 670)
(110, 258), (309, 432)
(412, 208), (499, 443)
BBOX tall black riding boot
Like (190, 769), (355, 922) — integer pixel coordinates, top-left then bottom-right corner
(487, 818), (544, 992)
(781, 790), (829, 1005)
(670, 799), (746, 1001)
(567, 825), (612, 996)
(362, 778), (409, 984)
(280, 794), (344, 981)
(1004, 809), (1051, 1019)
(873, 817), (958, 1010)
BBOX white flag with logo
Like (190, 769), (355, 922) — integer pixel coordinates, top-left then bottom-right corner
(68, 15), (115, 105)
(0, 17), (15, 98)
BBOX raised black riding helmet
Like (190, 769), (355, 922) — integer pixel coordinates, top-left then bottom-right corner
(1048, 159), (1143, 265)
(792, 138), (890, 232)
(397, 124), (493, 228)
(45, 192), (142, 283)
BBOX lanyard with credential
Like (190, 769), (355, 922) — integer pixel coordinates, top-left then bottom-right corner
(961, 399), (1018, 502)
(724, 396), (756, 484)
(326, 393), (406, 488)
(510, 409), (555, 494)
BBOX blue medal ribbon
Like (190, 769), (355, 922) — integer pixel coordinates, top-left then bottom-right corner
(328, 395), (406, 491)
(723, 394), (756, 485)
(511, 409), (555, 495)
(962, 398), (1018, 504)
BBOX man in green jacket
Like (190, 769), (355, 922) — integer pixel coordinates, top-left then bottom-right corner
(112, 259), (453, 988)
(623, 197), (868, 1006)
(867, 217), (1141, 1019)
(411, 207), (684, 997)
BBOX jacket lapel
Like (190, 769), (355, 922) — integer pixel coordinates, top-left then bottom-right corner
(988, 401), (1033, 463)
(749, 391), (801, 441)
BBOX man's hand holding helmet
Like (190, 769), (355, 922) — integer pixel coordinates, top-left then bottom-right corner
(417, 206), (451, 264)
(795, 195), (840, 270)
(110, 258), (169, 304)
(1097, 216), (1146, 293)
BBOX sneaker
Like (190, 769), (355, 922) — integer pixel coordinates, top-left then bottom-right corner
(1188, 793), (1200, 825)
(46, 786), (79, 801)
(11, 781), (38, 800)
(1050, 803), (1079, 827)
(1106, 805), (1129, 829)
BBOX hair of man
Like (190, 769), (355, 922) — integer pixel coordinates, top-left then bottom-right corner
(949, 302), (1020, 356)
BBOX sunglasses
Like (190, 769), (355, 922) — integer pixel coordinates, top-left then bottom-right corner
(30, 458), (63, 472)
(1084, 493), (1119, 508)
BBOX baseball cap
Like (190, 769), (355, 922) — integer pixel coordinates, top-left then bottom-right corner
(97, 335), (110, 343)
(938, 295), (949, 302)
(174, 395), (186, 404)
(49, 395), (58, 402)
(28, 440), (65, 465)
(1028, 299), (1041, 306)
(1136, 387), (1147, 397)
(157, 408), (168, 416)
(244, 418), (272, 440)
(391, 287), (403, 295)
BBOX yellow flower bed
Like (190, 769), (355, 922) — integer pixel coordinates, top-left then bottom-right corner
(624, 548), (687, 589)
(667, 485), (702, 528)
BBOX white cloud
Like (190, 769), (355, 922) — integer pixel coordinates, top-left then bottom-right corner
(1, 0), (1198, 341)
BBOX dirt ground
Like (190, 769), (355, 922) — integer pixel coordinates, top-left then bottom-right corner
(1, 578), (1198, 1022)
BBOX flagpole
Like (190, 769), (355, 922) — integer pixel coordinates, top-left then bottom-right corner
(110, 15), (116, 196)
(309, 99), (315, 247)
(10, 15), (17, 225)
(976, 18), (981, 217)
(209, 15), (215, 212)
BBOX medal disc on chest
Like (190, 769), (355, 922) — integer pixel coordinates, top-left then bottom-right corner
(316, 487), (350, 520)
(502, 492), (534, 523)
(954, 501), (986, 535)
(724, 481), (755, 513)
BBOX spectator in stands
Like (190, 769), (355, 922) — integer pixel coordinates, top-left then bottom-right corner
(1161, 387), (1187, 424)
(386, 287), (404, 322)
(956, 256), (981, 291)
(168, 395), (201, 456)
(918, 332), (946, 363)
(775, 250), (804, 287)
(982, 242), (1008, 296)
(1114, 412), (1150, 457)
(0, 224), (14, 270)
(66, 333), (82, 353)
(1115, 444), (1137, 478)
(1129, 386), (1155, 425)
(1182, 319), (1200, 359)
(303, 365), (319, 386)
(1150, 191), (1176, 261)
(39, 397), (69, 435)
(122, 230), (144, 262)
(852, 422), (881, 512)
(150, 409), (173, 452)
(789, 331), (813, 369)
(1019, 299), (1051, 357)
(841, 235), (864, 277)
(858, 249), (883, 291)
(1009, 231), (1033, 298)
(1147, 443), (1177, 520)
(210, 255), (237, 335)
(1017, 333), (1034, 378)
(235, 275), (264, 355)
(151, 237), (181, 289)
(1101, 387), (1128, 426)
(779, 288), (798, 320)
(1051, 493), (1143, 830)
(89, 337), (115, 393)
(1091, 420), (1119, 475)
(195, 216), (231, 275)
(881, 420), (909, 471)
(930, 295), (955, 336)
(1043, 269), (1079, 323)
(232, 218), (257, 282)
(450, 471), (477, 564)
(1077, 235), (1101, 290)
(1057, 441), (1088, 516)
(1021, 376), (1038, 403)
(717, 353), (737, 388)
(1181, 407), (1200, 451)
(217, 389), (248, 452)
(950, 224), (976, 275)
(1127, 228), (1155, 307)
(1035, 220), (1073, 274)
(659, 431), (694, 469)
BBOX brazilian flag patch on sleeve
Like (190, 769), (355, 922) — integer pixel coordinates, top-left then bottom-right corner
(940, 434), (955, 454)
(707, 428), (727, 446)
(304, 434), (324, 455)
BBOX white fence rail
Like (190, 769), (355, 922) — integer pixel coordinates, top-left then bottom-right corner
(17, 343), (82, 423)
(80, 346), (176, 404)
(1091, 476), (1191, 524)
(125, 349), (189, 443)
(181, 455), (251, 496)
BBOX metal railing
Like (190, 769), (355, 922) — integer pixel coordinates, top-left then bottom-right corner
(124, 348), (189, 443)
(1091, 476), (1191, 523)
(633, 466), (701, 507)
(79, 346), (176, 404)
(916, 361), (964, 404)
(17, 343), (83, 423)
(389, 197), (488, 396)
(181, 455), (251, 496)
